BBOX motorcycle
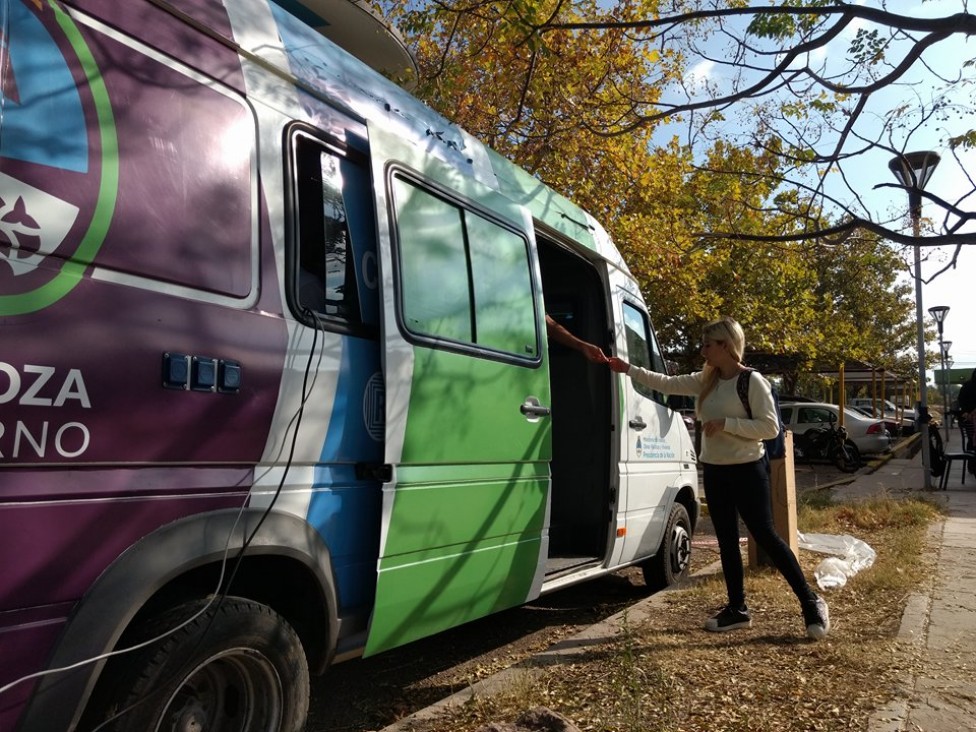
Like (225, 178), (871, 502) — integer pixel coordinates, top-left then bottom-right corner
(794, 415), (861, 473)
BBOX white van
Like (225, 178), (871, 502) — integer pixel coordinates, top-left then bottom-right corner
(0, 1), (699, 730)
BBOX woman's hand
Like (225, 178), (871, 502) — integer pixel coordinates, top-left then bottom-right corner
(702, 418), (726, 437)
(608, 357), (631, 374)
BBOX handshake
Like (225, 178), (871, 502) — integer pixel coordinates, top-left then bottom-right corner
(544, 316), (631, 374)
(573, 344), (629, 375)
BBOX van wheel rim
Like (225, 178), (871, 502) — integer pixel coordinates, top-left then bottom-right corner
(671, 525), (692, 573)
(158, 649), (283, 732)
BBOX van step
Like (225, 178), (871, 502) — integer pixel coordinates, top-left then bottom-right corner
(545, 555), (599, 576)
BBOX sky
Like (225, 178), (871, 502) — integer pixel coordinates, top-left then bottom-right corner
(857, 1), (975, 378)
(658, 0), (976, 380)
(886, 2), (976, 376)
(920, 255), (974, 372)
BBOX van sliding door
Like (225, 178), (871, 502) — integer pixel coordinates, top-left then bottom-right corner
(365, 123), (552, 655)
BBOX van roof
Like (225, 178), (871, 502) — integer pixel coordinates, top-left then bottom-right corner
(269, 0), (419, 83)
(245, 2), (632, 273)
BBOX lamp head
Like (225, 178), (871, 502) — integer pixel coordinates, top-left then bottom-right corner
(928, 304), (949, 326)
(890, 151), (941, 216)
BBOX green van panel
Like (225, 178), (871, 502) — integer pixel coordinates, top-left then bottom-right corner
(366, 123), (552, 656)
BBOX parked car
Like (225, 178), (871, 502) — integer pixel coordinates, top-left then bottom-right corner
(779, 401), (891, 456)
(888, 397), (918, 422)
(850, 398), (916, 433)
(849, 405), (915, 438)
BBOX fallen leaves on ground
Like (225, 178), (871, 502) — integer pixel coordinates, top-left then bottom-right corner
(391, 496), (942, 732)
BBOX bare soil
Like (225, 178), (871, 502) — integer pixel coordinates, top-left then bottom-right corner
(303, 461), (860, 732)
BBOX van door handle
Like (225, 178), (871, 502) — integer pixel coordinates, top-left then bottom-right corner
(520, 397), (551, 420)
(629, 417), (646, 431)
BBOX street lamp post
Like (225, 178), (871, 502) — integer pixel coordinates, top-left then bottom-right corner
(943, 339), (952, 434)
(929, 305), (950, 443)
(889, 151), (941, 490)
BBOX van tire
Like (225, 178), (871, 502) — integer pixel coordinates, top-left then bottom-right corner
(642, 502), (692, 591)
(93, 596), (309, 732)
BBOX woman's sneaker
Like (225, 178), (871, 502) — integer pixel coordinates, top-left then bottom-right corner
(804, 595), (830, 639)
(704, 604), (752, 632)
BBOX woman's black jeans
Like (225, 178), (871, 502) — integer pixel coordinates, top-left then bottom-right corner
(702, 459), (817, 609)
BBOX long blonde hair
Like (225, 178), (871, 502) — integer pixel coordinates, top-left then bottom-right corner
(697, 317), (746, 414)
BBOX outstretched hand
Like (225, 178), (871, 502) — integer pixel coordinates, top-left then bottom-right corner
(608, 357), (630, 374)
(582, 343), (609, 364)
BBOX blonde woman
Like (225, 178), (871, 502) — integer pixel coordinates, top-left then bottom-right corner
(609, 317), (829, 639)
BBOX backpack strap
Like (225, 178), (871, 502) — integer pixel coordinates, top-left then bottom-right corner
(737, 368), (786, 462)
(736, 368), (754, 419)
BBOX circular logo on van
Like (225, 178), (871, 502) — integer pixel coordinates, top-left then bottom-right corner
(0, 2), (118, 316)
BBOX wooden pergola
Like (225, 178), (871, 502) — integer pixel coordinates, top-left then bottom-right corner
(816, 360), (915, 419)
(740, 352), (915, 423)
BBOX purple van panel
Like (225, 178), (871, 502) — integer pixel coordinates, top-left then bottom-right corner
(0, 483), (247, 726)
(96, 33), (254, 298)
(0, 465), (255, 503)
(0, 662), (40, 732)
(106, 66), (254, 297)
(0, 604), (71, 732)
(0, 3), (289, 465)
(66, 0), (246, 94)
(2, 4), (254, 300)
(0, 477), (248, 610)
(0, 3), (308, 730)
(1, 281), (286, 464)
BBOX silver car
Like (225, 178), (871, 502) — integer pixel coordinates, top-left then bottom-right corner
(849, 398), (916, 434)
(779, 401), (891, 456)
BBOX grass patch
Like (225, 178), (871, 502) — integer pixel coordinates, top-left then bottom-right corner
(403, 493), (945, 732)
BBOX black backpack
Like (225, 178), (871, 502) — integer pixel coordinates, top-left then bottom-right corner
(736, 369), (787, 461)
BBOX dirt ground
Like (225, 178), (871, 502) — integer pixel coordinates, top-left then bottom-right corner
(302, 460), (862, 732)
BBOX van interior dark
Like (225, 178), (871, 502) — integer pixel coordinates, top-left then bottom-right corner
(538, 237), (613, 576)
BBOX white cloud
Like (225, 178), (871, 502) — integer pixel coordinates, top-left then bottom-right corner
(683, 59), (715, 89)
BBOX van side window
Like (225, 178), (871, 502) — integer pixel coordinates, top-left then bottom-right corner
(390, 174), (537, 359)
(622, 301), (667, 405)
(292, 133), (375, 330)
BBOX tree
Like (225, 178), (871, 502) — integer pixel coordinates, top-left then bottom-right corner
(387, 1), (976, 257)
(539, 2), (976, 254)
(375, 0), (927, 373)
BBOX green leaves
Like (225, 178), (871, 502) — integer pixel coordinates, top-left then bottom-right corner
(849, 28), (886, 65)
(378, 0), (921, 379)
(746, 0), (831, 40)
(949, 130), (976, 150)
(747, 13), (800, 40)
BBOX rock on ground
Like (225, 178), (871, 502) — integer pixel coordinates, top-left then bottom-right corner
(474, 706), (582, 732)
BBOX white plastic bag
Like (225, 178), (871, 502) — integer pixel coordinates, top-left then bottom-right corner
(796, 531), (876, 589)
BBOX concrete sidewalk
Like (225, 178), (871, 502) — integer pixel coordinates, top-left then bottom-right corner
(852, 428), (976, 732)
